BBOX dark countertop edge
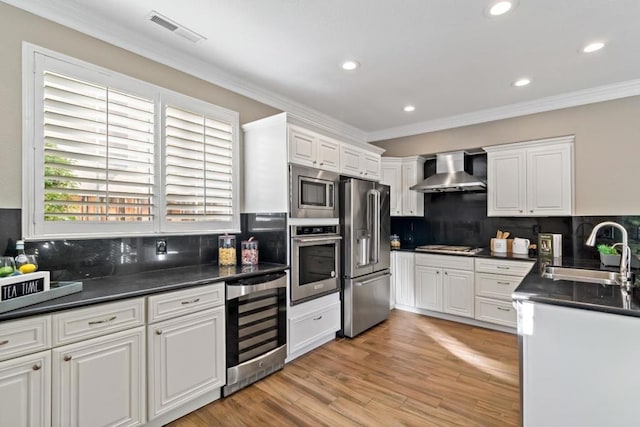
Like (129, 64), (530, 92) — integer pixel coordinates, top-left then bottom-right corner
(0, 263), (289, 322)
(512, 291), (640, 318)
(392, 248), (537, 262)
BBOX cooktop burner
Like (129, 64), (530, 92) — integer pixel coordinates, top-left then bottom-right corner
(415, 245), (483, 255)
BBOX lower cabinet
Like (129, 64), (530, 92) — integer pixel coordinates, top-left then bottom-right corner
(52, 327), (146, 427)
(288, 292), (340, 361)
(147, 307), (225, 419)
(393, 251), (415, 307)
(414, 254), (475, 318)
(0, 350), (51, 427)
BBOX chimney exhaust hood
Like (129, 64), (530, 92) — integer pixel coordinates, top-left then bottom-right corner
(410, 151), (486, 193)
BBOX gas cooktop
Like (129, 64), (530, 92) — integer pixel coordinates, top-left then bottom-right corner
(415, 245), (483, 255)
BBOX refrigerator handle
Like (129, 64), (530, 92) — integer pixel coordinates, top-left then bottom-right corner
(371, 189), (380, 264)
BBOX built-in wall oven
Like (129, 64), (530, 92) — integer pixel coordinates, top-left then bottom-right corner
(224, 271), (287, 396)
(290, 225), (341, 304)
(290, 165), (339, 218)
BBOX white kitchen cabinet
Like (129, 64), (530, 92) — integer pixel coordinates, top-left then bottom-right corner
(485, 136), (574, 216)
(147, 307), (225, 419)
(52, 326), (146, 427)
(474, 258), (534, 328)
(415, 265), (442, 311)
(288, 126), (340, 172)
(393, 251), (415, 308)
(442, 269), (475, 318)
(0, 314), (51, 362)
(414, 254), (475, 318)
(288, 292), (340, 361)
(340, 144), (381, 181)
(519, 301), (640, 426)
(381, 156), (425, 216)
(0, 350), (51, 427)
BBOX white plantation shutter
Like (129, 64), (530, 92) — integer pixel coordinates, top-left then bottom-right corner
(43, 71), (155, 222)
(165, 105), (234, 223)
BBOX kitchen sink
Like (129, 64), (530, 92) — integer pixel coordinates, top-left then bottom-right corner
(542, 266), (631, 286)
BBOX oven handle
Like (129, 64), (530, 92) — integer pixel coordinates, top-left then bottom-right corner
(226, 274), (287, 300)
(293, 235), (342, 244)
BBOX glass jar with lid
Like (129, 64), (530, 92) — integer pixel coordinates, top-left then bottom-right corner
(218, 234), (237, 266)
(241, 238), (259, 265)
(390, 234), (401, 249)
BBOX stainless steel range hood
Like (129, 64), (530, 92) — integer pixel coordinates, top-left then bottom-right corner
(410, 151), (486, 193)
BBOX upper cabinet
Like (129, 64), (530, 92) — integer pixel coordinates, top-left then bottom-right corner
(288, 126), (340, 172)
(340, 145), (381, 180)
(381, 156), (425, 216)
(485, 136), (574, 217)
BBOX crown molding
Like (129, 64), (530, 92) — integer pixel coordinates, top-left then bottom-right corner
(3, 0), (368, 143)
(367, 78), (640, 142)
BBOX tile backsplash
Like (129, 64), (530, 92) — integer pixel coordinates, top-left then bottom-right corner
(0, 210), (287, 281)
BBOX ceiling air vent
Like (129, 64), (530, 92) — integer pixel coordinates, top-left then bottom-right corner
(147, 11), (206, 43)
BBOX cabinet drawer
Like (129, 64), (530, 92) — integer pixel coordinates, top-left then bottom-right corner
(0, 315), (51, 362)
(415, 253), (474, 271)
(52, 298), (145, 346)
(475, 297), (517, 328)
(475, 258), (533, 277)
(476, 273), (523, 300)
(147, 282), (224, 323)
(289, 301), (340, 354)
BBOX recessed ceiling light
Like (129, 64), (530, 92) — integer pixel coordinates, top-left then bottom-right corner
(403, 105), (416, 112)
(582, 42), (605, 53)
(513, 78), (531, 87)
(488, 0), (515, 16)
(341, 60), (360, 71)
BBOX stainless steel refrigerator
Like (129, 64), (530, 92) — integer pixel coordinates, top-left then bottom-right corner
(340, 178), (391, 338)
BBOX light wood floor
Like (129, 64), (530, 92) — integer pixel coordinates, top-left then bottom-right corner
(168, 310), (520, 427)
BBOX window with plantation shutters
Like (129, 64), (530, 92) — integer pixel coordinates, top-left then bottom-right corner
(43, 71), (155, 223)
(24, 46), (240, 238)
(165, 105), (234, 223)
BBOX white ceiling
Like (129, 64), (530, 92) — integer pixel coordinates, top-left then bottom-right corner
(6, 0), (640, 142)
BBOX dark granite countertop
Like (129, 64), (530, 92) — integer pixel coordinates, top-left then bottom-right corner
(513, 258), (640, 317)
(392, 247), (537, 262)
(0, 263), (289, 322)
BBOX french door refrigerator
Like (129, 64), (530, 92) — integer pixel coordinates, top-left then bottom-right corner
(340, 178), (391, 338)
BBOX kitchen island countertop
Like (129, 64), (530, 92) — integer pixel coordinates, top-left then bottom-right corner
(0, 262), (289, 322)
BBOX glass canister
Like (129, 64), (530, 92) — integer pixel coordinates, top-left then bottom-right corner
(390, 234), (401, 249)
(218, 234), (237, 266)
(241, 238), (259, 265)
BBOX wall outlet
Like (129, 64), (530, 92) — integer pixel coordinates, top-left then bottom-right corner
(156, 239), (167, 255)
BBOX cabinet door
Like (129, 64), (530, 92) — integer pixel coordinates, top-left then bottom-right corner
(317, 137), (340, 172)
(487, 149), (526, 216)
(147, 307), (225, 420)
(401, 162), (424, 216)
(0, 350), (51, 427)
(288, 127), (316, 167)
(363, 152), (381, 181)
(415, 265), (442, 311)
(442, 269), (474, 318)
(381, 162), (402, 216)
(394, 252), (415, 307)
(52, 327), (145, 427)
(526, 143), (573, 215)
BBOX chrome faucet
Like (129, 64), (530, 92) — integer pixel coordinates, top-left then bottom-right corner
(586, 221), (632, 288)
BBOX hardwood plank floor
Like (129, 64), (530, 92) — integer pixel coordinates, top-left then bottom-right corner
(168, 310), (520, 427)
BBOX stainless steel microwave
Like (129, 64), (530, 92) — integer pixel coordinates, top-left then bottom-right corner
(289, 165), (339, 218)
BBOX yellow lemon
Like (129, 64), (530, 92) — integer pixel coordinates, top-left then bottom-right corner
(19, 263), (37, 274)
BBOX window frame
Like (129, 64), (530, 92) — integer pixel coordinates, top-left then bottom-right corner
(22, 43), (240, 239)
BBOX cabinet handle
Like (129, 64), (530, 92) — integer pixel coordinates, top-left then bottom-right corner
(444, 272), (448, 275)
(63, 355), (72, 362)
(313, 315), (323, 321)
(319, 162), (324, 166)
(519, 210), (523, 213)
(181, 298), (200, 305)
(360, 172), (364, 175)
(529, 210), (534, 213)
(497, 281), (511, 285)
(156, 329), (163, 335)
(88, 315), (117, 325)
(32, 363), (42, 371)
(436, 271), (440, 275)
(313, 160), (317, 164)
(496, 307), (511, 312)
(0, 340), (8, 346)
(496, 266), (510, 270)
